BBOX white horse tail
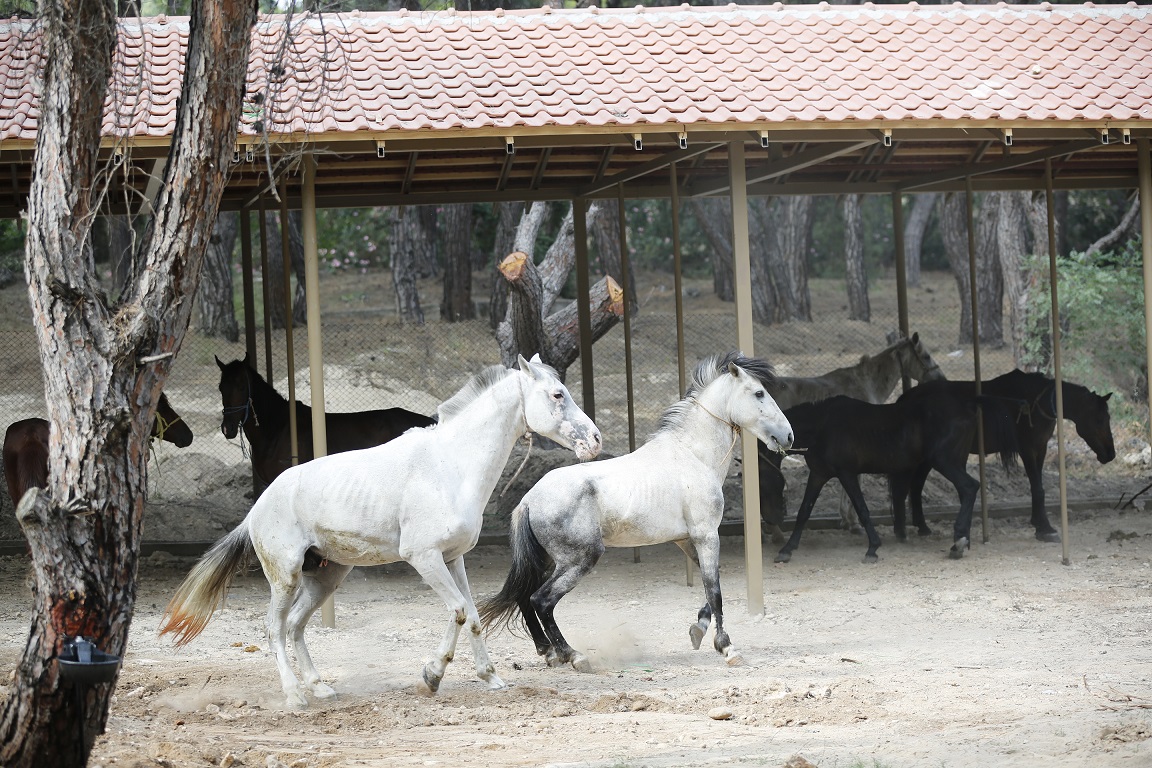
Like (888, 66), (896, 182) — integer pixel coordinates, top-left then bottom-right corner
(159, 523), (254, 646)
(478, 501), (550, 635)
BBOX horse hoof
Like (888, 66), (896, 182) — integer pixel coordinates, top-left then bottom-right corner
(725, 650), (745, 667)
(918, 527), (933, 537)
(571, 655), (593, 673)
(485, 674), (508, 690)
(863, 553), (879, 564)
(545, 653), (567, 668)
(949, 537), (969, 559)
(311, 682), (337, 700)
(420, 667), (442, 695)
(284, 691), (309, 709)
(1035, 530), (1061, 544)
(894, 530), (907, 542)
(689, 623), (705, 651)
(774, 551), (792, 564)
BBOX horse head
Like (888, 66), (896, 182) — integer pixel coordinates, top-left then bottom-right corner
(216, 354), (255, 439)
(154, 392), (194, 448)
(516, 354), (602, 461)
(715, 354), (793, 455)
(1074, 389), (1116, 464)
(894, 331), (945, 384)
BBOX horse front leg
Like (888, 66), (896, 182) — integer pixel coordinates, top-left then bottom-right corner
(445, 556), (506, 690)
(939, 465), (980, 559)
(775, 471), (830, 563)
(407, 550), (476, 694)
(1022, 448), (1059, 542)
(692, 531), (742, 666)
(839, 474), (882, 563)
(675, 539), (711, 650)
(909, 463), (934, 536)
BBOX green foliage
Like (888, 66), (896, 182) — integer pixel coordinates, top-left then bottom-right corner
(0, 219), (24, 276)
(315, 207), (389, 273)
(1021, 237), (1146, 420)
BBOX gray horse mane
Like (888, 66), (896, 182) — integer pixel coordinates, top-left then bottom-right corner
(437, 359), (561, 424)
(654, 352), (777, 436)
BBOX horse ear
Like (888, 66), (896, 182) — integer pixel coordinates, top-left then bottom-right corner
(530, 353), (543, 364)
(727, 361), (741, 377)
(911, 331), (919, 343)
(1104, 392), (1113, 401)
(243, 351), (253, 367)
(215, 355), (225, 370)
(517, 354), (536, 378)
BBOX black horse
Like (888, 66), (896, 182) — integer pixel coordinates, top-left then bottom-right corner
(893, 371), (1115, 543)
(216, 354), (435, 486)
(765, 391), (1018, 563)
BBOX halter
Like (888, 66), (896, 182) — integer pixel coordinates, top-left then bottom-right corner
(901, 339), (942, 381)
(152, 411), (184, 444)
(691, 396), (741, 466)
(1024, 382), (1058, 424)
(222, 366), (259, 459)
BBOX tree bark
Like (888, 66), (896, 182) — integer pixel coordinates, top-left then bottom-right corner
(940, 191), (1003, 346)
(903, 192), (938, 289)
(387, 206), (426, 324)
(997, 192), (1031, 366)
(487, 201), (523, 329)
(689, 197), (734, 302)
(262, 209), (306, 329)
(0, 3), (255, 766)
(766, 196), (813, 322)
(439, 203), (474, 322)
(195, 211), (240, 341)
(590, 196), (637, 308)
(747, 198), (781, 324)
(495, 251), (624, 377)
(842, 194), (870, 322)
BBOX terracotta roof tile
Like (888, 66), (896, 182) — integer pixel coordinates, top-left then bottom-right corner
(1, 4), (1150, 145)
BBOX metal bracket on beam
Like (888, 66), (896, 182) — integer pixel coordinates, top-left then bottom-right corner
(678, 131), (688, 150)
(1122, 128), (1132, 145)
(504, 136), (515, 155)
(632, 134), (643, 151)
(881, 129), (892, 147)
(1002, 128), (1013, 147)
(1100, 129), (1111, 145)
(376, 140), (386, 158)
(759, 130), (770, 149)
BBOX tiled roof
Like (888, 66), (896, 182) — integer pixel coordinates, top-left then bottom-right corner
(1, 3), (1150, 145)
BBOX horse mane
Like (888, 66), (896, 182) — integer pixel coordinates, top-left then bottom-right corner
(230, 360), (289, 416)
(438, 366), (509, 423)
(654, 352), (777, 436)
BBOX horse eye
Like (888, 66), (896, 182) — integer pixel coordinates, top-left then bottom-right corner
(551, 390), (564, 401)
(755, 390), (765, 399)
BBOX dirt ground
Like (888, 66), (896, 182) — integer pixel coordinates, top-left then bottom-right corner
(1, 268), (1151, 766)
(1, 506), (1151, 768)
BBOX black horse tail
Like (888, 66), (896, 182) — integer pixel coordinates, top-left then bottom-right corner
(976, 395), (1020, 472)
(478, 501), (551, 636)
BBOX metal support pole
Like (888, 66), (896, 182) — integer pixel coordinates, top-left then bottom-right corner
(239, 207), (258, 365)
(965, 177), (990, 545)
(616, 185), (639, 563)
(1045, 159), (1071, 566)
(1138, 139), (1152, 491)
(573, 198), (595, 421)
(258, 193), (274, 381)
(302, 154), (334, 626)
(670, 163), (693, 587)
(278, 177), (300, 470)
(730, 141), (763, 616)
(891, 190), (912, 393)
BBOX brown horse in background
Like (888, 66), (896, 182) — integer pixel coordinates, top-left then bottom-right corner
(216, 354), (436, 486)
(3, 392), (193, 508)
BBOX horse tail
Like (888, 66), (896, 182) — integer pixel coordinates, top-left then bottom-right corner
(478, 500), (550, 636)
(976, 395), (1020, 472)
(159, 522), (254, 646)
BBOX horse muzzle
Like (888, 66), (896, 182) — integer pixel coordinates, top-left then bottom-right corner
(572, 428), (603, 461)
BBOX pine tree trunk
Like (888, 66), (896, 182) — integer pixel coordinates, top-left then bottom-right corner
(940, 192), (1003, 346)
(997, 192), (1031, 365)
(842, 194), (870, 322)
(747, 198), (781, 324)
(487, 201), (523, 329)
(768, 196), (812, 321)
(261, 209), (306, 329)
(0, 3), (255, 766)
(590, 197), (637, 308)
(688, 198), (734, 302)
(903, 192), (938, 289)
(388, 206), (425, 324)
(440, 203), (474, 321)
(195, 211), (240, 341)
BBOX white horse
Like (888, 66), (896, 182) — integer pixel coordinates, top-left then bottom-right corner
(479, 353), (793, 670)
(160, 355), (601, 708)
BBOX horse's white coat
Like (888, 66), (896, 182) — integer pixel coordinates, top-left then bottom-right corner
(509, 356), (792, 666)
(163, 355), (600, 708)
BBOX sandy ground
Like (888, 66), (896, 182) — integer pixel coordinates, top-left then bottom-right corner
(0, 503), (1149, 768)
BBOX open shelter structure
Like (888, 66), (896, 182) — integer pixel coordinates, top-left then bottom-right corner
(2, 2), (1152, 613)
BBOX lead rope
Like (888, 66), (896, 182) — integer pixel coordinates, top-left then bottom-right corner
(691, 397), (741, 466)
(500, 376), (535, 497)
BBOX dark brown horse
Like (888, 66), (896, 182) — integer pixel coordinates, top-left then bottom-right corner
(216, 354), (436, 486)
(3, 392), (193, 507)
(894, 370), (1115, 543)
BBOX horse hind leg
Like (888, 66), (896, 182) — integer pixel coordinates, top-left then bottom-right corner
(286, 556), (354, 700)
(445, 556), (506, 691)
(263, 567), (310, 708)
(532, 548), (602, 672)
(675, 540), (711, 650)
